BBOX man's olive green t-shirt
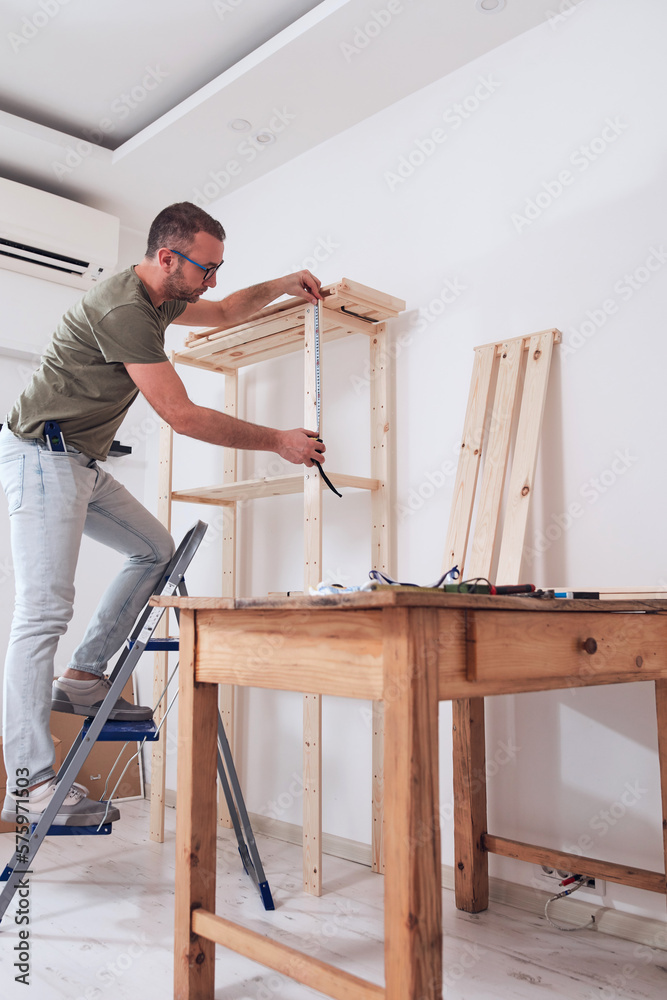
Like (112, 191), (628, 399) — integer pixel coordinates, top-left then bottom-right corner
(7, 267), (186, 461)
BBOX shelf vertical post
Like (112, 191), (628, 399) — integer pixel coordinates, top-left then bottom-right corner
(218, 371), (238, 829)
(370, 322), (391, 874)
(303, 304), (323, 896)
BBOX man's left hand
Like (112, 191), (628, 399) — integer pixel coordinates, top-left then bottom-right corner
(282, 270), (323, 304)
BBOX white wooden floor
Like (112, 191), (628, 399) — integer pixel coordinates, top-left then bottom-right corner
(0, 799), (666, 1000)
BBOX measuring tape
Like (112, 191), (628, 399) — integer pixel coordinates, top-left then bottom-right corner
(311, 300), (341, 498)
(315, 300), (321, 434)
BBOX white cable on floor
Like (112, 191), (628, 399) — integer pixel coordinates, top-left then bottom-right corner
(544, 878), (596, 932)
(97, 658), (181, 829)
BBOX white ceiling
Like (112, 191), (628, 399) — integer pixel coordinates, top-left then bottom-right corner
(0, 0), (561, 234)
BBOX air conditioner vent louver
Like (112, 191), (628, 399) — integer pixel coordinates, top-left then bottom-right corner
(0, 178), (119, 290)
(0, 237), (89, 275)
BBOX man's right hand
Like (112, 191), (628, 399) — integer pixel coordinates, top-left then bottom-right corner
(124, 361), (329, 464)
(278, 429), (326, 467)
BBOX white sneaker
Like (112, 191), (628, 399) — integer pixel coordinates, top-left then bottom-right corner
(1, 779), (120, 826)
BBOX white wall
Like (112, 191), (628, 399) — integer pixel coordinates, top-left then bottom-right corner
(157, 0), (667, 923)
(0, 221), (157, 729)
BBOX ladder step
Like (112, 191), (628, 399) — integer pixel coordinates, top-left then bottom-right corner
(30, 822), (114, 837)
(127, 638), (179, 651)
(81, 719), (159, 742)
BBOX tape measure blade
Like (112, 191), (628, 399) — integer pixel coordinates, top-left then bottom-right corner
(315, 301), (321, 434)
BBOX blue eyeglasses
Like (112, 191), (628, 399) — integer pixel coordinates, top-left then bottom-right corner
(168, 248), (224, 282)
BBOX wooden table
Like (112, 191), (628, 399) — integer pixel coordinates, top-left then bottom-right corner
(154, 590), (667, 1000)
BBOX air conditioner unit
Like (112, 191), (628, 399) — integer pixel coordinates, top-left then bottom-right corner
(0, 177), (120, 291)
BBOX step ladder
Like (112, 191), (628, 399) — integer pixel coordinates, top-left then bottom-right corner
(0, 521), (274, 923)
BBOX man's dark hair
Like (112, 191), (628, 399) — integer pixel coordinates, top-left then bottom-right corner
(145, 202), (226, 258)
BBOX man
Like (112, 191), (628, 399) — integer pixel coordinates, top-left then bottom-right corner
(0, 201), (325, 826)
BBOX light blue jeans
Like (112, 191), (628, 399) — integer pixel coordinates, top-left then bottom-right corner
(0, 426), (174, 792)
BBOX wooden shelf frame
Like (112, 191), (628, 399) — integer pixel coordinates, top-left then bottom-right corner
(171, 473), (381, 506)
(175, 278), (403, 372)
(153, 279), (403, 893)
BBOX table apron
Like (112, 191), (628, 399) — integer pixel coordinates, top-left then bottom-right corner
(193, 607), (384, 699)
(188, 607), (667, 700)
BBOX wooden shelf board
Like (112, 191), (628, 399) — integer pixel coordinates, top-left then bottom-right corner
(175, 318), (378, 371)
(172, 472), (380, 504)
(178, 278), (403, 369)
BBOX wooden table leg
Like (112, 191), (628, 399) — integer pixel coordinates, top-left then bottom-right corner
(384, 608), (442, 1000)
(655, 679), (667, 910)
(174, 610), (219, 1000)
(453, 697), (489, 912)
(372, 699), (385, 875)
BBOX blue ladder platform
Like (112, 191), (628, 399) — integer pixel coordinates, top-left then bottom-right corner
(28, 821), (114, 837)
(127, 637), (180, 651)
(80, 719), (160, 742)
(1, 820), (114, 879)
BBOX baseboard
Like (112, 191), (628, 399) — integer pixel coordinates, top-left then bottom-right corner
(146, 787), (666, 951)
(487, 876), (667, 950)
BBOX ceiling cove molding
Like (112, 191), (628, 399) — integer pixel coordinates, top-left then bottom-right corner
(0, 109), (112, 162)
(112, 0), (353, 164)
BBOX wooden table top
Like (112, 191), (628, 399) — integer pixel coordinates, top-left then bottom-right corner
(151, 589), (667, 614)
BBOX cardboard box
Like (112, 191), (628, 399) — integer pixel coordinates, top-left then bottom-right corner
(0, 736), (62, 834)
(49, 677), (142, 802)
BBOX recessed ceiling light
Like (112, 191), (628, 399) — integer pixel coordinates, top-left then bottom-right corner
(475, 0), (506, 12)
(229, 118), (251, 132)
(253, 131), (275, 144)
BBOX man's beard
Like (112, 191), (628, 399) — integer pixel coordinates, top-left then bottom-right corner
(163, 268), (206, 303)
